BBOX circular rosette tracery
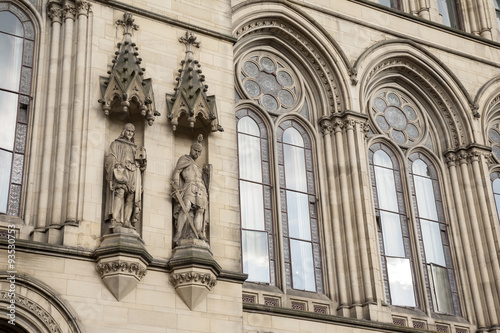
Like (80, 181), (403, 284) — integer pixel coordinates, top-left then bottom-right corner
(371, 89), (424, 146)
(488, 124), (500, 161)
(239, 52), (301, 113)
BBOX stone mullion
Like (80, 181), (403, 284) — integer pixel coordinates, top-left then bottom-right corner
(320, 119), (348, 314)
(448, 152), (485, 328)
(469, 149), (500, 327)
(34, 3), (63, 239)
(66, 0), (91, 225)
(345, 118), (374, 306)
(333, 118), (362, 314)
(50, 1), (76, 239)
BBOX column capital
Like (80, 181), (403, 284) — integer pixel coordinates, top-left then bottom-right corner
(319, 119), (333, 136)
(445, 152), (458, 167)
(48, 2), (63, 24)
(63, 2), (76, 20)
(76, 0), (91, 17)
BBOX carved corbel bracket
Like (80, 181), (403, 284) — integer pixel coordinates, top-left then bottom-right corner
(98, 12), (159, 126)
(94, 233), (153, 301)
(166, 31), (223, 133)
(167, 240), (221, 310)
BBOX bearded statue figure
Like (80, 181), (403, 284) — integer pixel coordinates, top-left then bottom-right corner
(171, 134), (210, 245)
(104, 123), (147, 232)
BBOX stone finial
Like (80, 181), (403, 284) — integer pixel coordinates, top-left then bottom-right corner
(166, 31), (223, 132)
(98, 12), (159, 126)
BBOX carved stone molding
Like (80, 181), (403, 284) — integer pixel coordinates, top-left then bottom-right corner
(235, 19), (342, 113)
(93, 233), (153, 301)
(1, 291), (63, 333)
(167, 31), (223, 132)
(48, 3), (63, 23)
(98, 12), (159, 126)
(170, 271), (217, 289)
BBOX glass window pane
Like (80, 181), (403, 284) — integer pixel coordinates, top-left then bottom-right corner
(421, 219), (446, 266)
(413, 171), (438, 220)
(374, 165), (399, 212)
(240, 180), (265, 230)
(496, 0), (500, 10)
(238, 133), (262, 182)
(242, 230), (270, 283)
(495, 193), (500, 223)
(0, 33), (23, 91)
(283, 127), (304, 146)
(0, 90), (18, 151)
(238, 116), (260, 136)
(290, 239), (315, 291)
(437, 0), (458, 28)
(287, 190), (311, 240)
(494, 178), (500, 194)
(387, 257), (416, 307)
(0, 12), (24, 37)
(373, 150), (393, 168)
(379, 0), (399, 9)
(284, 144), (307, 192)
(431, 265), (454, 314)
(380, 211), (405, 257)
(0, 150), (13, 213)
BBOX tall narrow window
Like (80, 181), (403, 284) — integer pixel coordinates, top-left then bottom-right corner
(491, 172), (500, 223)
(437, 0), (461, 29)
(410, 153), (460, 315)
(369, 144), (417, 307)
(495, 1), (500, 31)
(237, 109), (274, 284)
(278, 121), (322, 292)
(0, 5), (34, 216)
(379, 0), (401, 10)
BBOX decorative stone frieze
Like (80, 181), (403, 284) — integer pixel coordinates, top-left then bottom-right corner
(98, 12), (158, 126)
(167, 31), (223, 132)
(94, 233), (152, 301)
(167, 239), (221, 310)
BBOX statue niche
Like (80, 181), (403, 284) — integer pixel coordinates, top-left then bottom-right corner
(104, 123), (146, 234)
(171, 134), (211, 245)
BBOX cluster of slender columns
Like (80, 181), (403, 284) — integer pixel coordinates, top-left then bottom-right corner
(320, 112), (380, 319)
(446, 148), (500, 330)
(33, 0), (91, 243)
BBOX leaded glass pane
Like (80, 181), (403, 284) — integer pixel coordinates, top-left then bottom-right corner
(243, 61), (259, 77)
(283, 127), (304, 146)
(0, 90), (18, 151)
(380, 211), (405, 257)
(374, 164), (399, 212)
(244, 80), (260, 97)
(286, 190), (311, 240)
(242, 230), (270, 283)
(0, 150), (13, 213)
(240, 180), (265, 230)
(421, 219), (446, 266)
(413, 164), (439, 220)
(431, 265), (454, 314)
(11, 153), (23, 184)
(290, 239), (315, 291)
(0, 12), (24, 37)
(262, 94), (278, 112)
(238, 132), (262, 183)
(387, 257), (416, 307)
(0, 33), (23, 91)
(373, 149), (393, 168)
(284, 143), (307, 192)
(15, 123), (27, 153)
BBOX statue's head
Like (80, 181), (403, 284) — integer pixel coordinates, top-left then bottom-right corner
(120, 123), (135, 142)
(190, 134), (203, 160)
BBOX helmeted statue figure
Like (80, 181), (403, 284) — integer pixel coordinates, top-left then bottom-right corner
(104, 123), (147, 232)
(171, 134), (210, 244)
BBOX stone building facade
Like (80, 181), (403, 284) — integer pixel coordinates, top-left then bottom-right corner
(1, 0), (500, 332)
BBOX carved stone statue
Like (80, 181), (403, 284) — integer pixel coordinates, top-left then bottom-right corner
(171, 134), (210, 244)
(104, 123), (146, 232)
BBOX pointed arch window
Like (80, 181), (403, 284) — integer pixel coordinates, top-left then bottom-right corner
(437, 0), (461, 29)
(369, 143), (417, 307)
(236, 110), (323, 293)
(0, 3), (35, 216)
(409, 153), (460, 315)
(491, 172), (500, 223)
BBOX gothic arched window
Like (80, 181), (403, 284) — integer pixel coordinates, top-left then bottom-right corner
(0, 3), (35, 216)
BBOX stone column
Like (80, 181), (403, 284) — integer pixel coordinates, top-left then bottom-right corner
(333, 118), (362, 317)
(320, 118), (348, 315)
(468, 149), (499, 327)
(418, 0), (430, 19)
(33, 2), (63, 242)
(66, 1), (91, 228)
(476, 0), (492, 38)
(49, 1), (76, 243)
(446, 152), (484, 327)
(448, 152), (486, 328)
(345, 117), (374, 306)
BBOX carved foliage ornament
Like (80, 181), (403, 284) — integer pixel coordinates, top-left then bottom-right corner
(95, 260), (147, 280)
(167, 31), (223, 132)
(98, 12), (159, 126)
(169, 272), (217, 288)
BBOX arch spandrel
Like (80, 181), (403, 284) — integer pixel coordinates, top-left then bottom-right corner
(356, 40), (475, 151)
(232, 2), (352, 117)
